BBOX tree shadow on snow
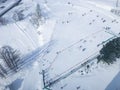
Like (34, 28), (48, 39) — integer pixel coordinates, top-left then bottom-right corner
(105, 71), (120, 90)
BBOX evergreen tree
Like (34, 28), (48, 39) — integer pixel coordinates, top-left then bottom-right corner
(97, 37), (120, 64)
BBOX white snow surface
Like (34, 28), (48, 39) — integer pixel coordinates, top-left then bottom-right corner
(0, 0), (120, 90)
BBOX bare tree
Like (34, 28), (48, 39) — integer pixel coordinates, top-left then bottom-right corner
(116, 0), (119, 7)
(36, 4), (42, 19)
(0, 17), (8, 25)
(0, 64), (7, 78)
(12, 10), (24, 21)
(0, 46), (21, 72)
(0, 64), (7, 75)
(30, 4), (45, 28)
(0, 70), (5, 78)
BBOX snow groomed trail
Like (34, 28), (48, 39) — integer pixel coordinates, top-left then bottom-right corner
(41, 0), (120, 89)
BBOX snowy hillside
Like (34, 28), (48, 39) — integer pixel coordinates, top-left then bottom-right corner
(0, 0), (120, 90)
(40, 0), (120, 90)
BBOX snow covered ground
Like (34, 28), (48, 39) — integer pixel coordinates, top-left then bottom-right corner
(40, 0), (120, 90)
(0, 0), (120, 90)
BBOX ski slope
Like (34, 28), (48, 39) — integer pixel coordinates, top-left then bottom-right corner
(40, 0), (120, 90)
(0, 0), (120, 90)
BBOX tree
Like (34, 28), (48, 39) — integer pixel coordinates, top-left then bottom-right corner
(36, 4), (42, 19)
(97, 37), (120, 64)
(30, 4), (45, 28)
(12, 10), (24, 21)
(116, 0), (119, 7)
(0, 17), (8, 25)
(0, 70), (5, 78)
(0, 64), (7, 78)
(0, 46), (21, 72)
